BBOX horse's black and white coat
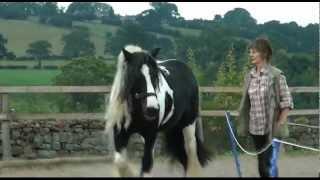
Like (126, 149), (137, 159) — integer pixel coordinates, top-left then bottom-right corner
(105, 45), (211, 177)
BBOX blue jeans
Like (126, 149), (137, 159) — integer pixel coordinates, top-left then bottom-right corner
(250, 134), (281, 177)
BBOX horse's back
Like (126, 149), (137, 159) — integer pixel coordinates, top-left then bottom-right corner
(157, 59), (200, 129)
(157, 59), (198, 89)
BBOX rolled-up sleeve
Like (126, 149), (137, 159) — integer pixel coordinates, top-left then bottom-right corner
(279, 74), (294, 110)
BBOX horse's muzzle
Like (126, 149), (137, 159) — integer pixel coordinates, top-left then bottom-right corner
(144, 107), (159, 121)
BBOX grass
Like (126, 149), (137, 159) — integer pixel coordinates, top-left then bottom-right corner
(0, 18), (70, 57)
(163, 24), (202, 37)
(0, 69), (60, 86)
(0, 59), (118, 86)
(0, 69), (61, 113)
(0, 60), (70, 67)
(0, 17), (202, 58)
(0, 18), (121, 58)
(72, 21), (120, 57)
(283, 147), (320, 156)
(9, 94), (62, 113)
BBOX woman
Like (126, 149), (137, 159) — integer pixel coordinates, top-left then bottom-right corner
(237, 37), (294, 177)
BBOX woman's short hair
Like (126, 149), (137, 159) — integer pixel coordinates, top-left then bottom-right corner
(249, 37), (273, 63)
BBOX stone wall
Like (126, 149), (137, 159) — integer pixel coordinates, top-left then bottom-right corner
(3, 119), (110, 159)
(285, 116), (319, 151)
(202, 115), (319, 154)
(0, 119), (163, 160)
(0, 116), (318, 160)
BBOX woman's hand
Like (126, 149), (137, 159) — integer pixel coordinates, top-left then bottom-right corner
(274, 108), (290, 138)
(276, 108), (290, 128)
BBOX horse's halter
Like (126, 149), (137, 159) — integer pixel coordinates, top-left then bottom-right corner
(134, 63), (158, 101)
(134, 92), (157, 100)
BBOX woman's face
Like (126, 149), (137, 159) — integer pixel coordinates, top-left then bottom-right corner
(249, 48), (265, 65)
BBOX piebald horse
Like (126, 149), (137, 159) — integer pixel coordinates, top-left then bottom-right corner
(105, 45), (212, 177)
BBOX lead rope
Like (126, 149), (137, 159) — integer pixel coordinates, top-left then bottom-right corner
(225, 112), (273, 156)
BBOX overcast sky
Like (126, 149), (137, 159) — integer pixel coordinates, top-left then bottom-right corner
(57, 2), (319, 27)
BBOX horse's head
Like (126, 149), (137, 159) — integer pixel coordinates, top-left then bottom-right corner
(120, 46), (161, 121)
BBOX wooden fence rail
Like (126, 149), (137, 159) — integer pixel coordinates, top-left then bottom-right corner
(0, 86), (318, 160)
(0, 86), (318, 93)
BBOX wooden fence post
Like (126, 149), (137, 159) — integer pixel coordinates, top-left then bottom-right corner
(1, 94), (12, 160)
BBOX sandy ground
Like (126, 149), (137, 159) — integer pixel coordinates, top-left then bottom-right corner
(0, 153), (319, 177)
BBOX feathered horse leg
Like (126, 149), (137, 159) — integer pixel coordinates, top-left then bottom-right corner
(112, 127), (137, 177)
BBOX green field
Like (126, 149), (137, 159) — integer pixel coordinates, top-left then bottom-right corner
(0, 17), (200, 59)
(0, 18), (69, 57)
(0, 17), (200, 113)
(0, 60), (70, 68)
(0, 17), (120, 57)
(162, 24), (202, 37)
(0, 69), (60, 86)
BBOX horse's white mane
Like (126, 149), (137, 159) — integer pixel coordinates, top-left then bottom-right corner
(105, 45), (144, 133)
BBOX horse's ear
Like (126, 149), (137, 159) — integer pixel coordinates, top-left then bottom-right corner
(122, 48), (132, 62)
(151, 48), (161, 58)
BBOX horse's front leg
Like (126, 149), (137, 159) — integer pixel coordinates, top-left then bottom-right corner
(113, 127), (136, 177)
(140, 133), (157, 177)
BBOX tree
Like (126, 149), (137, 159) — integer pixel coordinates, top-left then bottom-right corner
(239, 50), (252, 82)
(66, 2), (115, 21)
(101, 14), (121, 26)
(26, 40), (52, 68)
(39, 2), (59, 24)
(213, 15), (222, 23)
(191, 27), (236, 69)
(93, 2), (114, 18)
(0, 3), (4, 18)
(0, 34), (9, 59)
(97, 3), (121, 25)
(54, 57), (115, 112)
(49, 14), (73, 28)
(212, 45), (243, 110)
(5, 52), (16, 60)
(136, 9), (161, 30)
(259, 20), (316, 53)
(0, 2), (28, 20)
(156, 37), (175, 59)
(24, 2), (43, 16)
(66, 2), (97, 21)
(150, 2), (181, 24)
(62, 27), (96, 58)
(105, 22), (157, 56)
(223, 8), (257, 27)
(186, 48), (205, 85)
(136, 2), (181, 29)
(301, 24), (318, 53)
(0, 34), (16, 60)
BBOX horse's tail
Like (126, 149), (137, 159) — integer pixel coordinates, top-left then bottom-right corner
(163, 117), (212, 170)
(195, 116), (213, 167)
(194, 90), (213, 167)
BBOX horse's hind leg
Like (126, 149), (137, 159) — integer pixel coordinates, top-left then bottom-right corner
(113, 128), (136, 177)
(182, 121), (202, 177)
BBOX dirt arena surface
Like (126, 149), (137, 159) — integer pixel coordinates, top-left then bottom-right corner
(0, 152), (318, 177)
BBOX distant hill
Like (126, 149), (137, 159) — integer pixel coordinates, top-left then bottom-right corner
(0, 17), (201, 58)
(0, 17), (120, 57)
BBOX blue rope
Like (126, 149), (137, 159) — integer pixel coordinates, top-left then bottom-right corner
(269, 140), (281, 177)
(225, 111), (242, 177)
